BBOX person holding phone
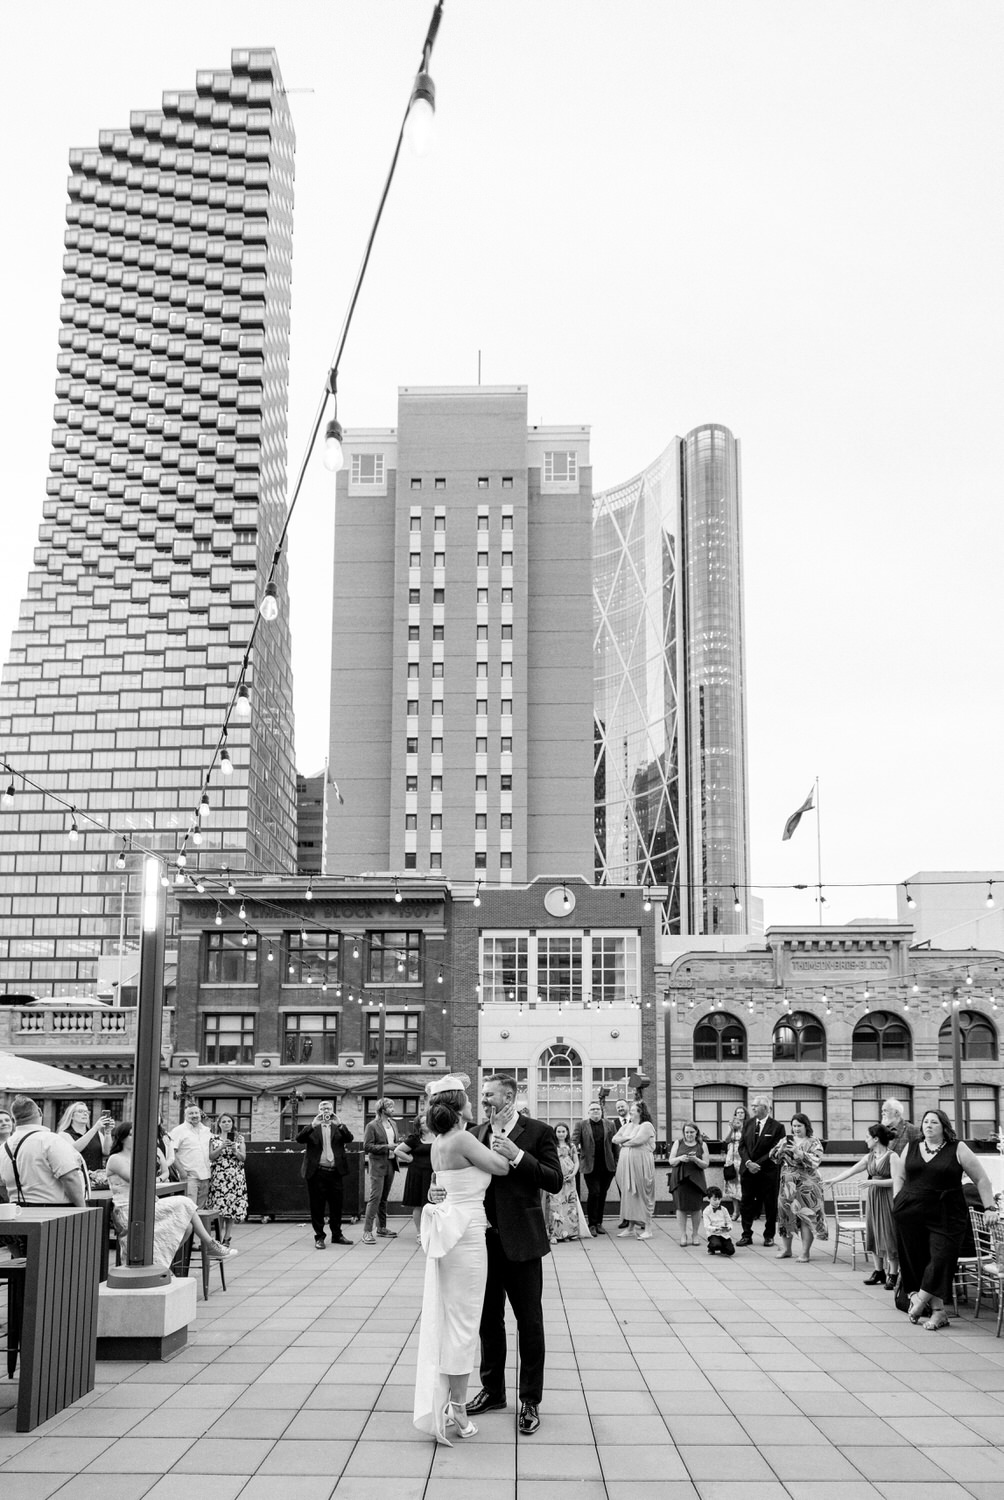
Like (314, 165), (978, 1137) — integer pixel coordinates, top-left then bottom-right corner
(57, 1102), (113, 1175)
(297, 1100), (354, 1248)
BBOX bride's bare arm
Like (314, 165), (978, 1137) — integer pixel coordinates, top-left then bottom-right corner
(455, 1130), (510, 1176)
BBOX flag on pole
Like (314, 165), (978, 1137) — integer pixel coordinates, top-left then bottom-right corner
(782, 787), (814, 841)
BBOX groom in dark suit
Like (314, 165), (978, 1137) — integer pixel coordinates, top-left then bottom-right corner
(465, 1074), (562, 1436)
(737, 1094), (786, 1247)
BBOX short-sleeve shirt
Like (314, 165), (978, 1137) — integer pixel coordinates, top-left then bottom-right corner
(168, 1122), (213, 1180)
(0, 1125), (85, 1205)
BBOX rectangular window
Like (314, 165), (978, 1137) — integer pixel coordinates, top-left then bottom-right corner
(691, 1085), (747, 1143)
(538, 935), (582, 1004)
(477, 625), (488, 640)
(476, 663), (488, 678)
(432, 662), (444, 677)
(500, 737), (512, 753)
(501, 588), (513, 603)
(475, 813), (487, 829)
(476, 698), (488, 714)
(408, 625), (420, 640)
(202, 1011), (255, 1065)
(502, 513), (513, 530)
(434, 477), (446, 489)
(500, 813), (512, 828)
(405, 814), (417, 830)
(501, 699), (512, 715)
(433, 552), (445, 569)
(434, 515), (446, 530)
(501, 555), (513, 570)
(543, 451), (576, 484)
(501, 774), (512, 790)
(351, 452), (385, 485)
(404, 852), (417, 869)
(478, 476), (489, 488)
(477, 515), (489, 531)
(286, 930), (341, 986)
(407, 663), (419, 679)
(195, 1095), (253, 1135)
(433, 625), (444, 640)
(483, 935), (528, 1004)
(477, 552), (489, 567)
(205, 930), (257, 983)
(474, 851), (487, 868)
(500, 852), (512, 869)
(409, 588), (420, 604)
(431, 737), (443, 753)
(431, 700), (443, 717)
(406, 776), (418, 792)
(430, 813), (442, 830)
(407, 699), (419, 715)
(367, 930), (422, 984)
(591, 935), (634, 1006)
(431, 775), (443, 791)
(430, 852), (442, 870)
(476, 737), (488, 753)
(409, 551), (421, 567)
(433, 588), (444, 604)
(475, 775), (487, 791)
(477, 588), (488, 603)
(501, 624), (512, 639)
(501, 476), (513, 489)
(410, 513), (421, 529)
(366, 1011), (419, 1064)
(406, 737), (418, 754)
(410, 477), (422, 490)
(283, 1012), (339, 1065)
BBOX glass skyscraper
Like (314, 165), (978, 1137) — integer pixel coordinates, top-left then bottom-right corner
(0, 50), (297, 997)
(593, 424), (749, 935)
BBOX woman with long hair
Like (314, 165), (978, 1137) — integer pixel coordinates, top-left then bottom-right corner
(56, 1101), (114, 1174)
(105, 1122), (237, 1268)
(545, 1123), (588, 1242)
(892, 1108), (999, 1330)
(412, 1076), (509, 1445)
(721, 1104), (747, 1220)
(207, 1112), (248, 1246)
(398, 1104), (436, 1237)
(770, 1113), (828, 1262)
(613, 1101), (657, 1239)
(668, 1121), (710, 1246)
(828, 1122), (898, 1286)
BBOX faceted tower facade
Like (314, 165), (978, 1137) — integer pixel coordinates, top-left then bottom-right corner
(593, 424), (750, 935)
(0, 50), (297, 998)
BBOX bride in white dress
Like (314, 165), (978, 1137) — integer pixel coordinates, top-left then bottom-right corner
(413, 1075), (510, 1445)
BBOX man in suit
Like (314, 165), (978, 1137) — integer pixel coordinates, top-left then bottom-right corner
(737, 1094), (786, 1246)
(361, 1097), (400, 1244)
(465, 1074), (562, 1436)
(573, 1099), (619, 1236)
(296, 1100), (354, 1248)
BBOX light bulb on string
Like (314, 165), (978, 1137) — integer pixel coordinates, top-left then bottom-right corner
(561, 885), (570, 911)
(160, 869), (170, 888)
(394, 880), (403, 904)
(176, 851), (186, 868)
(227, 874), (236, 897)
(904, 884), (916, 911)
(305, 881), (313, 902)
(965, 968), (973, 985)
(234, 684), (251, 721)
(192, 827), (203, 846)
(732, 884), (742, 913)
(2, 777), (14, 807)
(239, 900), (247, 921)
(68, 809), (79, 841)
(174, 868), (185, 886)
(322, 417), (344, 472)
(642, 886), (652, 913)
(267, 944), (274, 963)
(220, 742), (233, 777)
(215, 906), (223, 926)
(199, 791), (210, 822)
(986, 882), (996, 910)
(437, 967), (443, 984)
(352, 942), (360, 961)
(259, 582), (279, 622)
(406, 71), (436, 155)
(241, 927), (249, 948)
(195, 878), (206, 894)
(473, 881), (482, 908)
(116, 837), (128, 870)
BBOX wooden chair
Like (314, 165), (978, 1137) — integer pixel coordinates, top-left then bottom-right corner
(829, 1181), (868, 1269)
(175, 1211), (228, 1301)
(968, 1207), (1004, 1336)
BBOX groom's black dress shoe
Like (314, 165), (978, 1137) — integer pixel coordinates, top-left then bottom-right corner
(466, 1388), (506, 1415)
(518, 1402), (540, 1435)
(862, 1270), (886, 1285)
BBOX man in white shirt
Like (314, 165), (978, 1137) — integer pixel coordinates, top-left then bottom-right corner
(0, 1096), (86, 1206)
(168, 1103), (213, 1208)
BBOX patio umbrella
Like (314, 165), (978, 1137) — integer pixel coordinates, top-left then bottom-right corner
(0, 1050), (104, 1094)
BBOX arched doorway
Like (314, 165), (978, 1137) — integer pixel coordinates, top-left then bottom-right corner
(536, 1045), (584, 1131)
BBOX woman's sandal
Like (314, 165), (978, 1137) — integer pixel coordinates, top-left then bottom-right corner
(923, 1310), (950, 1331)
(908, 1293), (930, 1324)
(444, 1401), (477, 1438)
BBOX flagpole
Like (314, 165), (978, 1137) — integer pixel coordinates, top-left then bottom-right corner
(815, 775), (823, 926)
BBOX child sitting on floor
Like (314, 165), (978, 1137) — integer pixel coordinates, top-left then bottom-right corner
(702, 1186), (736, 1255)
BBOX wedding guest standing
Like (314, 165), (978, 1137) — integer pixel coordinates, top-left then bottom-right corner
(668, 1122), (710, 1246)
(399, 1105), (436, 1237)
(57, 1102), (113, 1177)
(545, 1124), (588, 1242)
(573, 1099), (619, 1236)
(892, 1108), (1000, 1330)
(720, 1105), (747, 1220)
(828, 1122), (898, 1286)
(208, 1113), (248, 1246)
(613, 1101), (657, 1239)
(770, 1113), (828, 1262)
(737, 1096), (785, 1247)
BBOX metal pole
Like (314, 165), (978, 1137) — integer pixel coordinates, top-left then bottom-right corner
(662, 993), (673, 1142)
(951, 990), (964, 1138)
(109, 857), (170, 1287)
(376, 1002), (387, 1100)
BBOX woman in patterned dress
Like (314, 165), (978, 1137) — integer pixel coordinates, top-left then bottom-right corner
(545, 1124), (588, 1242)
(207, 1113), (248, 1245)
(770, 1113), (828, 1262)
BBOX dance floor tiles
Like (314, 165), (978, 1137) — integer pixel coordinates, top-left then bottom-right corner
(515, 1440), (605, 1480)
(79, 1438), (203, 1473)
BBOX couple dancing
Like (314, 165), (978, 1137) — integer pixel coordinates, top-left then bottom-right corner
(413, 1072), (561, 1446)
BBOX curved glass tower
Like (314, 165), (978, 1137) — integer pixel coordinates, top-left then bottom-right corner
(593, 424), (749, 935)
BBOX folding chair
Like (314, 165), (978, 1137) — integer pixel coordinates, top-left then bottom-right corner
(968, 1207), (1004, 1336)
(829, 1181), (868, 1269)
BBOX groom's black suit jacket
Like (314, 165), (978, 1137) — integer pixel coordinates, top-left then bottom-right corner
(473, 1116), (562, 1263)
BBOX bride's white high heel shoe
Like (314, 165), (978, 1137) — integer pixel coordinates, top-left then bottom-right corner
(444, 1401), (478, 1438)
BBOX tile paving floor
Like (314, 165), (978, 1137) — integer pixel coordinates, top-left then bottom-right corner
(1, 1219), (1003, 1499)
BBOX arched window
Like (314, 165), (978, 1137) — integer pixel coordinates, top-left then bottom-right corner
(536, 1045), (583, 1132)
(693, 1012), (746, 1063)
(938, 1013), (998, 1062)
(772, 1011), (826, 1062)
(851, 1011), (912, 1062)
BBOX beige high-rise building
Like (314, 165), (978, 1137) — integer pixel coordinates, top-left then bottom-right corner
(328, 386), (595, 885)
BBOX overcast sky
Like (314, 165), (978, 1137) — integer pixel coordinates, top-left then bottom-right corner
(2, 1), (1001, 930)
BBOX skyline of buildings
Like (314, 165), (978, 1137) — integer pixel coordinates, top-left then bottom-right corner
(0, 49), (299, 998)
(593, 424), (750, 935)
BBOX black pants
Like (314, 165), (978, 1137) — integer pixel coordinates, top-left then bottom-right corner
(708, 1234), (735, 1255)
(480, 1230), (545, 1404)
(307, 1167), (345, 1240)
(740, 1168), (779, 1239)
(583, 1168), (614, 1228)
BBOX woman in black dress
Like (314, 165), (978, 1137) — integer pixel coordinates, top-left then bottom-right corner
(891, 1108), (1000, 1330)
(57, 1102), (113, 1178)
(399, 1106), (435, 1236)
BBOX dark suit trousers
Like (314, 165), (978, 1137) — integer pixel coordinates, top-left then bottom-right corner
(583, 1167), (614, 1227)
(480, 1230), (545, 1404)
(740, 1167), (779, 1239)
(307, 1167), (344, 1239)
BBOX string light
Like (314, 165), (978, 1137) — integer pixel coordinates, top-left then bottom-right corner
(234, 684), (252, 721)
(115, 837), (128, 870)
(561, 885), (571, 911)
(239, 900), (247, 921)
(986, 882), (996, 910)
(195, 877), (206, 894)
(732, 885), (742, 913)
(241, 927), (250, 947)
(258, 581), (279, 622)
(215, 905), (223, 926)
(305, 881), (313, 902)
(227, 874), (237, 897)
(904, 883), (917, 910)
(642, 886), (652, 913)
(198, 791), (210, 822)
(2, 777), (15, 807)
(67, 809), (79, 841)
(473, 881), (482, 908)
(394, 880), (403, 904)
(219, 740), (233, 777)
(267, 944), (274, 962)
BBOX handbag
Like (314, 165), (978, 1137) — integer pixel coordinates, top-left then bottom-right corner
(723, 1163), (738, 1182)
